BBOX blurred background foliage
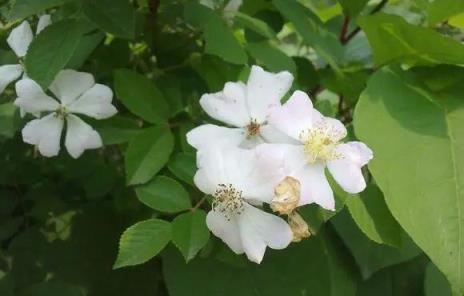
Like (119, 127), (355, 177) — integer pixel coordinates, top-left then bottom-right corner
(0, 0), (464, 295)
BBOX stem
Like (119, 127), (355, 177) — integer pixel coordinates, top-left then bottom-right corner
(341, 0), (388, 45)
(191, 196), (207, 212)
(339, 17), (350, 43)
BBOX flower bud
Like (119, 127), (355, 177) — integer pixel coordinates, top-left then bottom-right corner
(271, 176), (300, 215)
(288, 212), (310, 242)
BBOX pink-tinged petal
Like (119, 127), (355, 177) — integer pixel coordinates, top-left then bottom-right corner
(206, 210), (244, 254)
(294, 163), (335, 210)
(14, 78), (59, 114)
(0, 64), (23, 94)
(246, 65), (293, 122)
(7, 21), (33, 57)
(186, 124), (246, 150)
(50, 70), (95, 106)
(68, 84), (117, 119)
(200, 81), (250, 127)
(238, 204), (292, 263)
(267, 90), (315, 141)
(22, 113), (63, 157)
(327, 142), (373, 194)
(65, 115), (102, 159)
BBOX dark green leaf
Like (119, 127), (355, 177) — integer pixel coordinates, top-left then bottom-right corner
(172, 210), (210, 262)
(246, 42), (296, 74)
(167, 153), (197, 186)
(425, 262), (452, 296)
(8, 0), (71, 20)
(337, 0), (368, 17)
(235, 12), (277, 40)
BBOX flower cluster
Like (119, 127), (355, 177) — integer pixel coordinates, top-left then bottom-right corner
(187, 66), (373, 263)
(1, 17), (117, 158)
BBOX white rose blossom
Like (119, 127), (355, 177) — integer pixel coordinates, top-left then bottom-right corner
(258, 90), (373, 211)
(187, 65), (295, 150)
(0, 15), (52, 95)
(193, 146), (293, 264)
(14, 70), (117, 158)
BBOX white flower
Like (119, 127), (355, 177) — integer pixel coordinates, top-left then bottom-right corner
(194, 147), (293, 264)
(0, 15), (51, 95)
(187, 65), (295, 150)
(260, 90), (373, 211)
(14, 70), (117, 158)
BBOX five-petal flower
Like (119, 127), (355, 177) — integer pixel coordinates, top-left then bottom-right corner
(193, 146), (293, 263)
(187, 65), (294, 150)
(14, 70), (117, 158)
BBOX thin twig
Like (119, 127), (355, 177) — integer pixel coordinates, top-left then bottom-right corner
(191, 196), (207, 212)
(339, 17), (350, 43)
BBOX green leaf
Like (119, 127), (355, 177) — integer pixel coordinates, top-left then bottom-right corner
(358, 13), (464, 67)
(8, 0), (71, 20)
(136, 176), (191, 213)
(172, 210), (210, 262)
(0, 103), (19, 139)
(19, 281), (86, 296)
(337, 0), (368, 17)
(184, 3), (247, 65)
(93, 115), (141, 145)
(82, 0), (135, 39)
(354, 67), (464, 295)
(234, 12), (277, 40)
(167, 153), (196, 186)
(425, 262), (452, 296)
(163, 226), (357, 296)
(272, 0), (344, 70)
(66, 30), (105, 69)
(114, 219), (171, 269)
(346, 183), (402, 247)
(24, 19), (84, 89)
(246, 42), (297, 74)
(332, 208), (421, 279)
(125, 126), (174, 185)
(421, 0), (464, 25)
(114, 69), (170, 124)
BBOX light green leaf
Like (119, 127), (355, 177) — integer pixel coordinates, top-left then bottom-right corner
(8, 0), (71, 20)
(125, 126), (174, 185)
(246, 42), (296, 74)
(82, 0), (135, 39)
(172, 210), (210, 262)
(167, 153), (196, 186)
(234, 12), (277, 40)
(184, 3), (247, 65)
(346, 183), (402, 247)
(332, 209), (421, 279)
(136, 176), (191, 213)
(114, 69), (170, 124)
(25, 19), (84, 89)
(354, 67), (464, 295)
(421, 0), (464, 25)
(425, 262), (452, 296)
(358, 13), (464, 67)
(114, 219), (171, 269)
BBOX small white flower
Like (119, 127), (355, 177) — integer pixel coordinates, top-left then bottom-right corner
(14, 70), (117, 158)
(259, 90), (373, 211)
(194, 147), (292, 264)
(0, 15), (51, 95)
(187, 65), (295, 150)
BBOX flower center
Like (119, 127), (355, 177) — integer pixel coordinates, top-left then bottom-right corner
(246, 119), (261, 138)
(212, 183), (245, 220)
(300, 120), (344, 164)
(55, 105), (69, 119)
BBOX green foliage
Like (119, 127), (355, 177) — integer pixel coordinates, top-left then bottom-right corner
(1, 0), (464, 294)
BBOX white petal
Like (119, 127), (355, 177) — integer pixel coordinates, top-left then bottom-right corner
(200, 82), (250, 127)
(294, 163), (335, 210)
(238, 204), (292, 263)
(186, 124), (246, 150)
(36, 14), (52, 34)
(327, 142), (373, 194)
(245, 65), (293, 122)
(68, 84), (117, 119)
(22, 113), (63, 157)
(0, 64), (23, 94)
(7, 21), (33, 57)
(267, 90), (316, 141)
(260, 124), (301, 145)
(14, 78), (59, 114)
(206, 210), (244, 254)
(50, 70), (95, 106)
(65, 114), (103, 159)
